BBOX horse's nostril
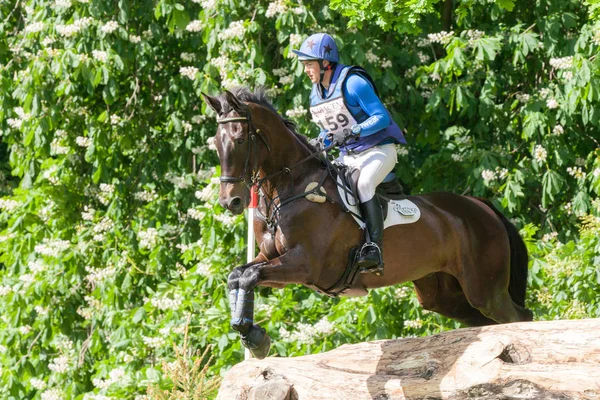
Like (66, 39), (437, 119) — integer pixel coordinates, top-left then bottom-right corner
(230, 197), (242, 209)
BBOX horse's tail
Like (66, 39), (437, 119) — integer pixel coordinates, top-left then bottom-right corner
(479, 199), (529, 307)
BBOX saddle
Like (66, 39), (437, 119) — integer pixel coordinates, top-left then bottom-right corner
(337, 165), (407, 221)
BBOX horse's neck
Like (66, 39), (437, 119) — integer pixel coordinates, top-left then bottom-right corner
(254, 112), (318, 196)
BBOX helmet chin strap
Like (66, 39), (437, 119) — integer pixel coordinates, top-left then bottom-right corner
(317, 60), (335, 91)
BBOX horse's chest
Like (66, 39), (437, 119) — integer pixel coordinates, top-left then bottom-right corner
(257, 228), (287, 258)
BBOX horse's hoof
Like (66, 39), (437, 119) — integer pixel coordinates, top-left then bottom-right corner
(241, 325), (271, 360)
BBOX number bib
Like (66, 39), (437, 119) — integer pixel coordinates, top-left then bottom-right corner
(309, 97), (357, 135)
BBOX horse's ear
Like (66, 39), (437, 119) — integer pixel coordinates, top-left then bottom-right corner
(224, 90), (247, 114)
(201, 92), (222, 115)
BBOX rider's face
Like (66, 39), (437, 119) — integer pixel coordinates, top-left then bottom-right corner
(302, 60), (328, 83)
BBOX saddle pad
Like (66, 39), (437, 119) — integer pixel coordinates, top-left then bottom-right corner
(336, 176), (421, 229)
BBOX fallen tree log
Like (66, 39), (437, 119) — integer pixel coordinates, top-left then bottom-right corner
(216, 319), (600, 400)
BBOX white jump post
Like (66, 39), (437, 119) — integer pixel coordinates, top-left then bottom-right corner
(245, 186), (258, 360)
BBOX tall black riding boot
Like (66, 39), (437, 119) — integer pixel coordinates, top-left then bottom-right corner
(357, 197), (384, 275)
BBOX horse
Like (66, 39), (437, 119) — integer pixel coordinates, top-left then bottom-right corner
(201, 87), (533, 359)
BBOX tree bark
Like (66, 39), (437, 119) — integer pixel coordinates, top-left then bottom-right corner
(441, 0), (453, 32)
(217, 319), (600, 400)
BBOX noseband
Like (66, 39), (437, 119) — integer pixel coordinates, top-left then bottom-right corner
(216, 113), (271, 187)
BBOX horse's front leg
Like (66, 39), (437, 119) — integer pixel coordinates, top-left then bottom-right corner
(230, 246), (312, 359)
(227, 254), (268, 330)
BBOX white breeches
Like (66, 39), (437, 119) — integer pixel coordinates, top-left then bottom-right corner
(339, 144), (398, 203)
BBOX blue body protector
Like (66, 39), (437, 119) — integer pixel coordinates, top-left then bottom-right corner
(309, 65), (406, 153)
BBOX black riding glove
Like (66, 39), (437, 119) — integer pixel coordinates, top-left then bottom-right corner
(328, 125), (361, 146)
(309, 137), (324, 151)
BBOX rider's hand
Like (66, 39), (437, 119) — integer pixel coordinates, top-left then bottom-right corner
(309, 137), (324, 151)
(328, 127), (359, 146)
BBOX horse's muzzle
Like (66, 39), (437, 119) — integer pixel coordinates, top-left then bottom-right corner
(220, 196), (245, 215)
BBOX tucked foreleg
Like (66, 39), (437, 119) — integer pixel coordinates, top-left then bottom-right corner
(230, 247), (313, 359)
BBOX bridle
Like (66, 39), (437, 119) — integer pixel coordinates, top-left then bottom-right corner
(216, 112), (271, 187)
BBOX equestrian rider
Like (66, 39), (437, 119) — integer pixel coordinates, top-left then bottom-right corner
(292, 33), (407, 275)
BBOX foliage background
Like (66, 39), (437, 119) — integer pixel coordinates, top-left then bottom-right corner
(0, 0), (599, 398)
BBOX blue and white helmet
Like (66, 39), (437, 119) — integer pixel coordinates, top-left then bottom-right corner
(292, 33), (339, 63)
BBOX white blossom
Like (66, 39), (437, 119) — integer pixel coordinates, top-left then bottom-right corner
(134, 190), (158, 202)
(481, 169), (497, 185)
(25, 22), (45, 34)
(187, 208), (206, 220)
(110, 114), (121, 125)
(129, 35), (141, 43)
(593, 29), (600, 46)
(465, 29), (485, 46)
(54, 0), (71, 8)
(266, 0), (287, 18)
(19, 274), (35, 284)
(292, 6), (304, 14)
(92, 50), (108, 63)
(417, 51), (429, 63)
(186, 20), (203, 32)
(549, 56), (573, 70)
(393, 147), (408, 157)
(272, 67), (288, 77)
(181, 52), (195, 62)
(214, 213), (237, 225)
(41, 388), (64, 400)
(85, 264), (117, 285)
(562, 70), (574, 80)
(219, 20), (245, 41)
(194, 261), (210, 276)
(567, 166), (586, 180)
(138, 228), (159, 249)
(404, 319), (423, 329)
(540, 88), (552, 99)
(142, 335), (166, 349)
(546, 98), (559, 109)
(381, 59), (392, 68)
(81, 206), (95, 221)
(0, 198), (20, 212)
(100, 183), (115, 194)
(285, 105), (307, 118)
(206, 136), (217, 151)
(593, 168), (600, 178)
(7, 118), (23, 129)
(30, 378), (47, 390)
(35, 305), (49, 316)
(210, 55), (229, 70)
(289, 33), (303, 46)
(48, 355), (70, 373)
(35, 239), (71, 257)
(516, 93), (530, 103)
(279, 75), (294, 85)
(542, 232), (558, 242)
(366, 50), (380, 64)
(101, 21), (119, 34)
(496, 167), (509, 180)
(552, 124), (564, 135)
(76, 136), (91, 147)
(180, 66), (199, 80)
(0, 286), (12, 296)
(427, 30), (454, 45)
(395, 286), (411, 299)
(19, 325), (32, 334)
(533, 145), (547, 163)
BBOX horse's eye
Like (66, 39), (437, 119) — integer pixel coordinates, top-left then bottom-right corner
(237, 138), (245, 144)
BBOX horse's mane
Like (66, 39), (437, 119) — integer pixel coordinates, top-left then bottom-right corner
(218, 87), (314, 150)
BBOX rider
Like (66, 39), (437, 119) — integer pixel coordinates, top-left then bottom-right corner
(292, 33), (407, 275)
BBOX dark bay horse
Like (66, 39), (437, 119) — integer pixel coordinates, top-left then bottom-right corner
(201, 88), (533, 359)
